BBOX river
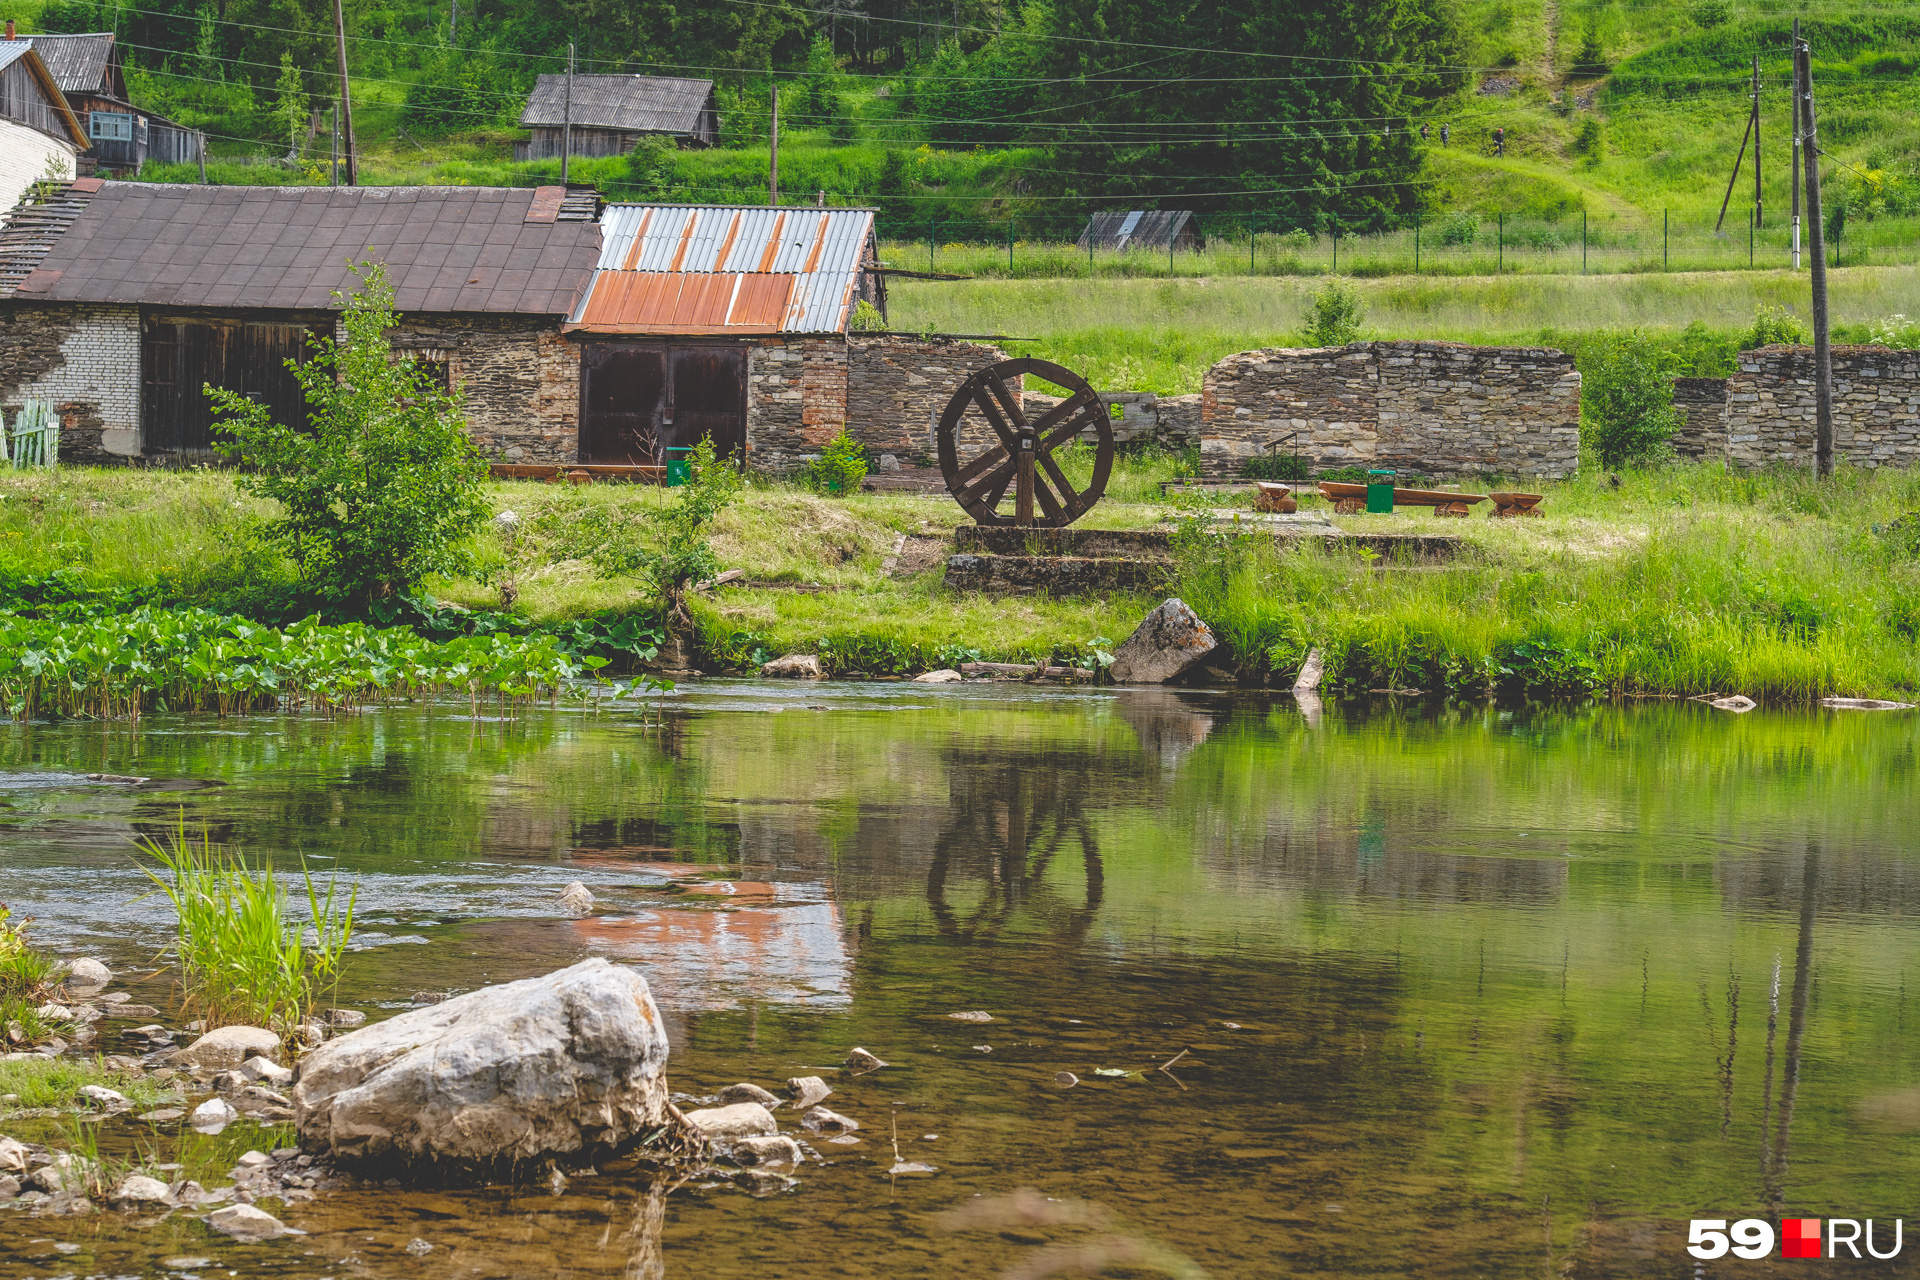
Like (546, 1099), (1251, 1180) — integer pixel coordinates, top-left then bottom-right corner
(0, 684), (1915, 1277)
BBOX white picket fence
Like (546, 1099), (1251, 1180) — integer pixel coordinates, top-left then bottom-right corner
(2, 402), (58, 468)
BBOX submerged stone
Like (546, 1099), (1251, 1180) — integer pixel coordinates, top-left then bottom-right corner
(786, 1076), (832, 1109)
(291, 958), (670, 1174)
(717, 1083), (780, 1109)
(207, 1202), (296, 1242)
(169, 1026), (280, 1070)
(681, 1102), (777, 1140)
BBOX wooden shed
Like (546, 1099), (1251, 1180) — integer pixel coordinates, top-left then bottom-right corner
(1076, 210), (1202, 252)
(515, 75), (719, 160)
(0, 41), (88, 211)
(13, 30), (203, 172)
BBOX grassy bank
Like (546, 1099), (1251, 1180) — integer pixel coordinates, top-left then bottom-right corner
(890, 267), (1920, 395)
(5, 461), (1918, 702)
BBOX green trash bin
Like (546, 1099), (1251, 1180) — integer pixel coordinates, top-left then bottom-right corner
(664, 446), (692, 487)
(1366, 469), (1396, 514)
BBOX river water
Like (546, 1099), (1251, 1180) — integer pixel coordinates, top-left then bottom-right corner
(0, 684), (1916, 1278)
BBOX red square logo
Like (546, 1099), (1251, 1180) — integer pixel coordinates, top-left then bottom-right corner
(1782, 1219), (1823, 1259)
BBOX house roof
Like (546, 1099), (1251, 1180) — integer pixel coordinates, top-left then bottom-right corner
(1077, 209), (1197, 252)
(0, 42), (92, 148)
(567, 203), (875, 335)
(1, 183), (603, 313)
(16, 32), (121, 97)
(519, 74), (712, 134)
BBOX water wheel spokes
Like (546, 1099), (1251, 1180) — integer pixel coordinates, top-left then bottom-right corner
(937, 358), (1115, 527)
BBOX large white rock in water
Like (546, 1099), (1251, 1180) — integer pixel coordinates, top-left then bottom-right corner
(292, 958), (669, 1171)
(168, 1025), (281, 1069)
(1108, 599), (1220, 684)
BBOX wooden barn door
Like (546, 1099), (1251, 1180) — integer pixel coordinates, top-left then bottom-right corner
(579, 342), (745, 465)
(143, 316), (315, 456)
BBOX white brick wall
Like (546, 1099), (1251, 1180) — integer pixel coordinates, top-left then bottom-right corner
(0, 118), (75, 217)
(3, 306), (142, 457)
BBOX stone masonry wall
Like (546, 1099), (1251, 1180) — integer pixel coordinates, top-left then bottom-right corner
(1199, 342), (1581, 479)
(387, 315), (579, 464)
(1671, 377), (1730, 461)
(747, 336), (848, 471)
(0, 302), (140, 463)
(845, 336), (1012, 464)
(1725, 345), (1920, 469)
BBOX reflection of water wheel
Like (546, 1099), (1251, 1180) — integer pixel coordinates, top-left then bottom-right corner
(936, 358), (1113, 527)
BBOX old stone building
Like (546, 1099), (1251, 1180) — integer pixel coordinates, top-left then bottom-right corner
(1724, 345), (1920, 470)
(1200, 341), (1582, 478)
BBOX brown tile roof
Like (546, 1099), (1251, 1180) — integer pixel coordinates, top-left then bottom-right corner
(5, 183), (601, 314)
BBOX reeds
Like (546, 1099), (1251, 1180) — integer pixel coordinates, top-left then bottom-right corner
(137, 818), (357, 1034)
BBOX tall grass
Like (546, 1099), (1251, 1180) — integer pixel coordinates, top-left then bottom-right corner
(0, 904), (71, 1048)
(1177, 465), (1920, 700)
(138, 819), (357, 1034)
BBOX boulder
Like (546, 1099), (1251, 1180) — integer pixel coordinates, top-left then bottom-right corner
(78, 1085), (127, 1108)
(1711, 695), (1757, 713)
(844, 1047), (888, 1073)
(557, 882), (594, 918)
(1821, 697), (1915, 711)
(762, 654), (825, 679)
(328, 1009), (367, 1028)
(168, 1026), (280, 1070)
(65, 958), (112, 989)
(291, 958), (670, 1172)
(1108, 600), (1219, 684)
(207, 1203), (296, 1242)
(947, 1011), (993, 1023)
(786, 1076), (832, 1109)
(191, 1098), (237, 1131)
(717, 1083), (780, 1109)
(0, 1174), (17, 1200)
(912, 669), (964, 683)
(241, 1057), (294, 1087)
(0, 1137), (27, 1174)
(800, 1106), (859, 1134)
(1292, 646), (1325, 696)
(732, 1134), (803, 1167)
(680, 1103), (777, 1140)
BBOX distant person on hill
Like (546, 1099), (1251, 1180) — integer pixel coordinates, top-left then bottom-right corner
(1493, 126), (1505, 156)
(1419, 122), (1430, 141)
(1440, 123), (1450, 146)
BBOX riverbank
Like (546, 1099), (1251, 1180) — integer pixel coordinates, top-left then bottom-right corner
(3, 461), (1917, 702)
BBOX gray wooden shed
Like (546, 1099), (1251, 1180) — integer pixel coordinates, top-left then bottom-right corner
(1076, 210), (1202, 252)
(515, 74), (719, 159)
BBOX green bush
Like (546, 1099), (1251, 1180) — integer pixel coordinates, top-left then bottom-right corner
(1690, 0), (1732, 28)
(1571, 116), (1605, 164)
(1436, 213), (1477, 246)
(1745, 303), (1808, 348)
(804, 432), (870, 494)
(1242, 453), (1310, 481)
(1572, 23), (1609, 75)
(1305, 278), (1363, 346)
(210, 263), (489, 607)
(1580, 333), (1679, 468)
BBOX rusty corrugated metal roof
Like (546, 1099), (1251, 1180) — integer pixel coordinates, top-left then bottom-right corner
(567, 203), (873, 335)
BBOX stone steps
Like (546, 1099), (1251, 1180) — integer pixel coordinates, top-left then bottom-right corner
(942, 553), (1172, 595)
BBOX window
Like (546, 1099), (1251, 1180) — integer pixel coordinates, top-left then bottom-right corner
(89, 111), (133, 143)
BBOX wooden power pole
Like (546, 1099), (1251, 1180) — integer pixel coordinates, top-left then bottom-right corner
(768, 85), (779, 206)
(331, 0), (356, 185)
(1752, 56), (1762, 227)
(1798, 38), (1833, 478)
(561, 44), (574, 184)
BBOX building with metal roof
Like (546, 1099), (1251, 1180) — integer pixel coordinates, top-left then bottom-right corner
(0, 41), (89, 213)
(6, 27), (204, 173)
(515, 74), (718, 160)
(1077, 209), (1201, 253)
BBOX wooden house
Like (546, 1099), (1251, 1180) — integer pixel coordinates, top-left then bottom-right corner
(1076, 210), (1202, 253)
(10, 29), (203, 172)
(515, 75), (719, 160)
(0, 39), (88, 212)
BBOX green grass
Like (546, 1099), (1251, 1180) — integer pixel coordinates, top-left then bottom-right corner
(138, 819), (356, 1035)
(0, 1057), (176, 1112)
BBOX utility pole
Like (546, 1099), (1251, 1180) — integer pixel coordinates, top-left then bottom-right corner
(330, 0), (356, 185)
(1752, 56), (1762, 227)
(1798, 38), (1833, 478)
(768, 84), (779, 206)
(330, 100), (338, 186)
(561, 43), (574, 184)
(1791, 18), (1802, 268)
(450, 0), (457, 42)
(1715, 81), (1756, 234)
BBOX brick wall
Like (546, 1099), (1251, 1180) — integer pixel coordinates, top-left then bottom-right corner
(0, 302), (140, 462)
(747, 336), (848, 470)
(1671, 377), (1730, 460)
(0, 119), (76, 217)
(387, 315), (580, 463)
(1725, 345), (1920, 469)
(1199, 342), (1581, 479)
(845, 336), (1012, 464)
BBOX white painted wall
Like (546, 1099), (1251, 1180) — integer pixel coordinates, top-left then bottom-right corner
(0, 116), (75, 216)
(3, 306), (143, 457)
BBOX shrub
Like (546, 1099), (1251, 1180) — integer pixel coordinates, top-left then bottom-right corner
(1868, 315), (1920, 348)
(1690, 0), (1732, 27)
(1580, 333), (1679, 468)
(1745, 303), (1808, 348)
(1571, 116), (1605, 164)
(849, 299), (888, 332)
(1436, 213), (1477, 246)
(210, 263), (490, 608)
(804, 431), (871, 494)
(1305, 278), (1363, 346)
(1242, 453), (1310, 481)
(1572, 24), (1608, 75)
(138, 819), (357, 1034)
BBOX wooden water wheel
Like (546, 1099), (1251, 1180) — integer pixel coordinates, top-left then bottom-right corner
(936, 358), (1113, 527)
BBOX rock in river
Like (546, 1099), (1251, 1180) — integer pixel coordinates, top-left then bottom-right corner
(207, 1203), (297, 1242)
(718, 1083), (780, 1109)
(557, 882), (594, 918)
(64, 958), (112, 989)
(191, 1098), (238, 1131)
(762, 654), (825, 679)
(1107, 599), (1219, 684)
(786, 1076), (832, 1108)
(681, 1102), (777, 1140)
(169, 1025), (281, 1070)
(801, 1106), (860, 1134)
(292, 958), (670, 1172)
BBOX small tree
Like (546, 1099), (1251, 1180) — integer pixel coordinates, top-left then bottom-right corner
(1305, 278), (1363, 346)
(1745, 303), (1807, 348)
(1580, 333), (1678, 469)
(210, 263), (489, 607)
(273, 52), (308, 159)
(804, 431), (869, 493)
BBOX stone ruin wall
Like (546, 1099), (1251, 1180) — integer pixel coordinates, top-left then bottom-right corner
(843, 336), (1014, 466)
(388, 315), (581, 465)
(1724, 345), (1920, 470)
(1199, 342), (1581, 479)
(1670, 377), (1730, 461)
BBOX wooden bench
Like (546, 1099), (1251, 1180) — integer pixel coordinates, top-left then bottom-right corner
(1318, 481), (1488, 517)
(1488, 491), (1546, 518)
(490, 464), (668, 484)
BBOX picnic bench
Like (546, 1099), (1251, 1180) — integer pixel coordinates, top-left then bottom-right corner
(490, 463), (667, 484)
(1318, 481), (1488, 517)
(1488, 491), (1546, 518)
